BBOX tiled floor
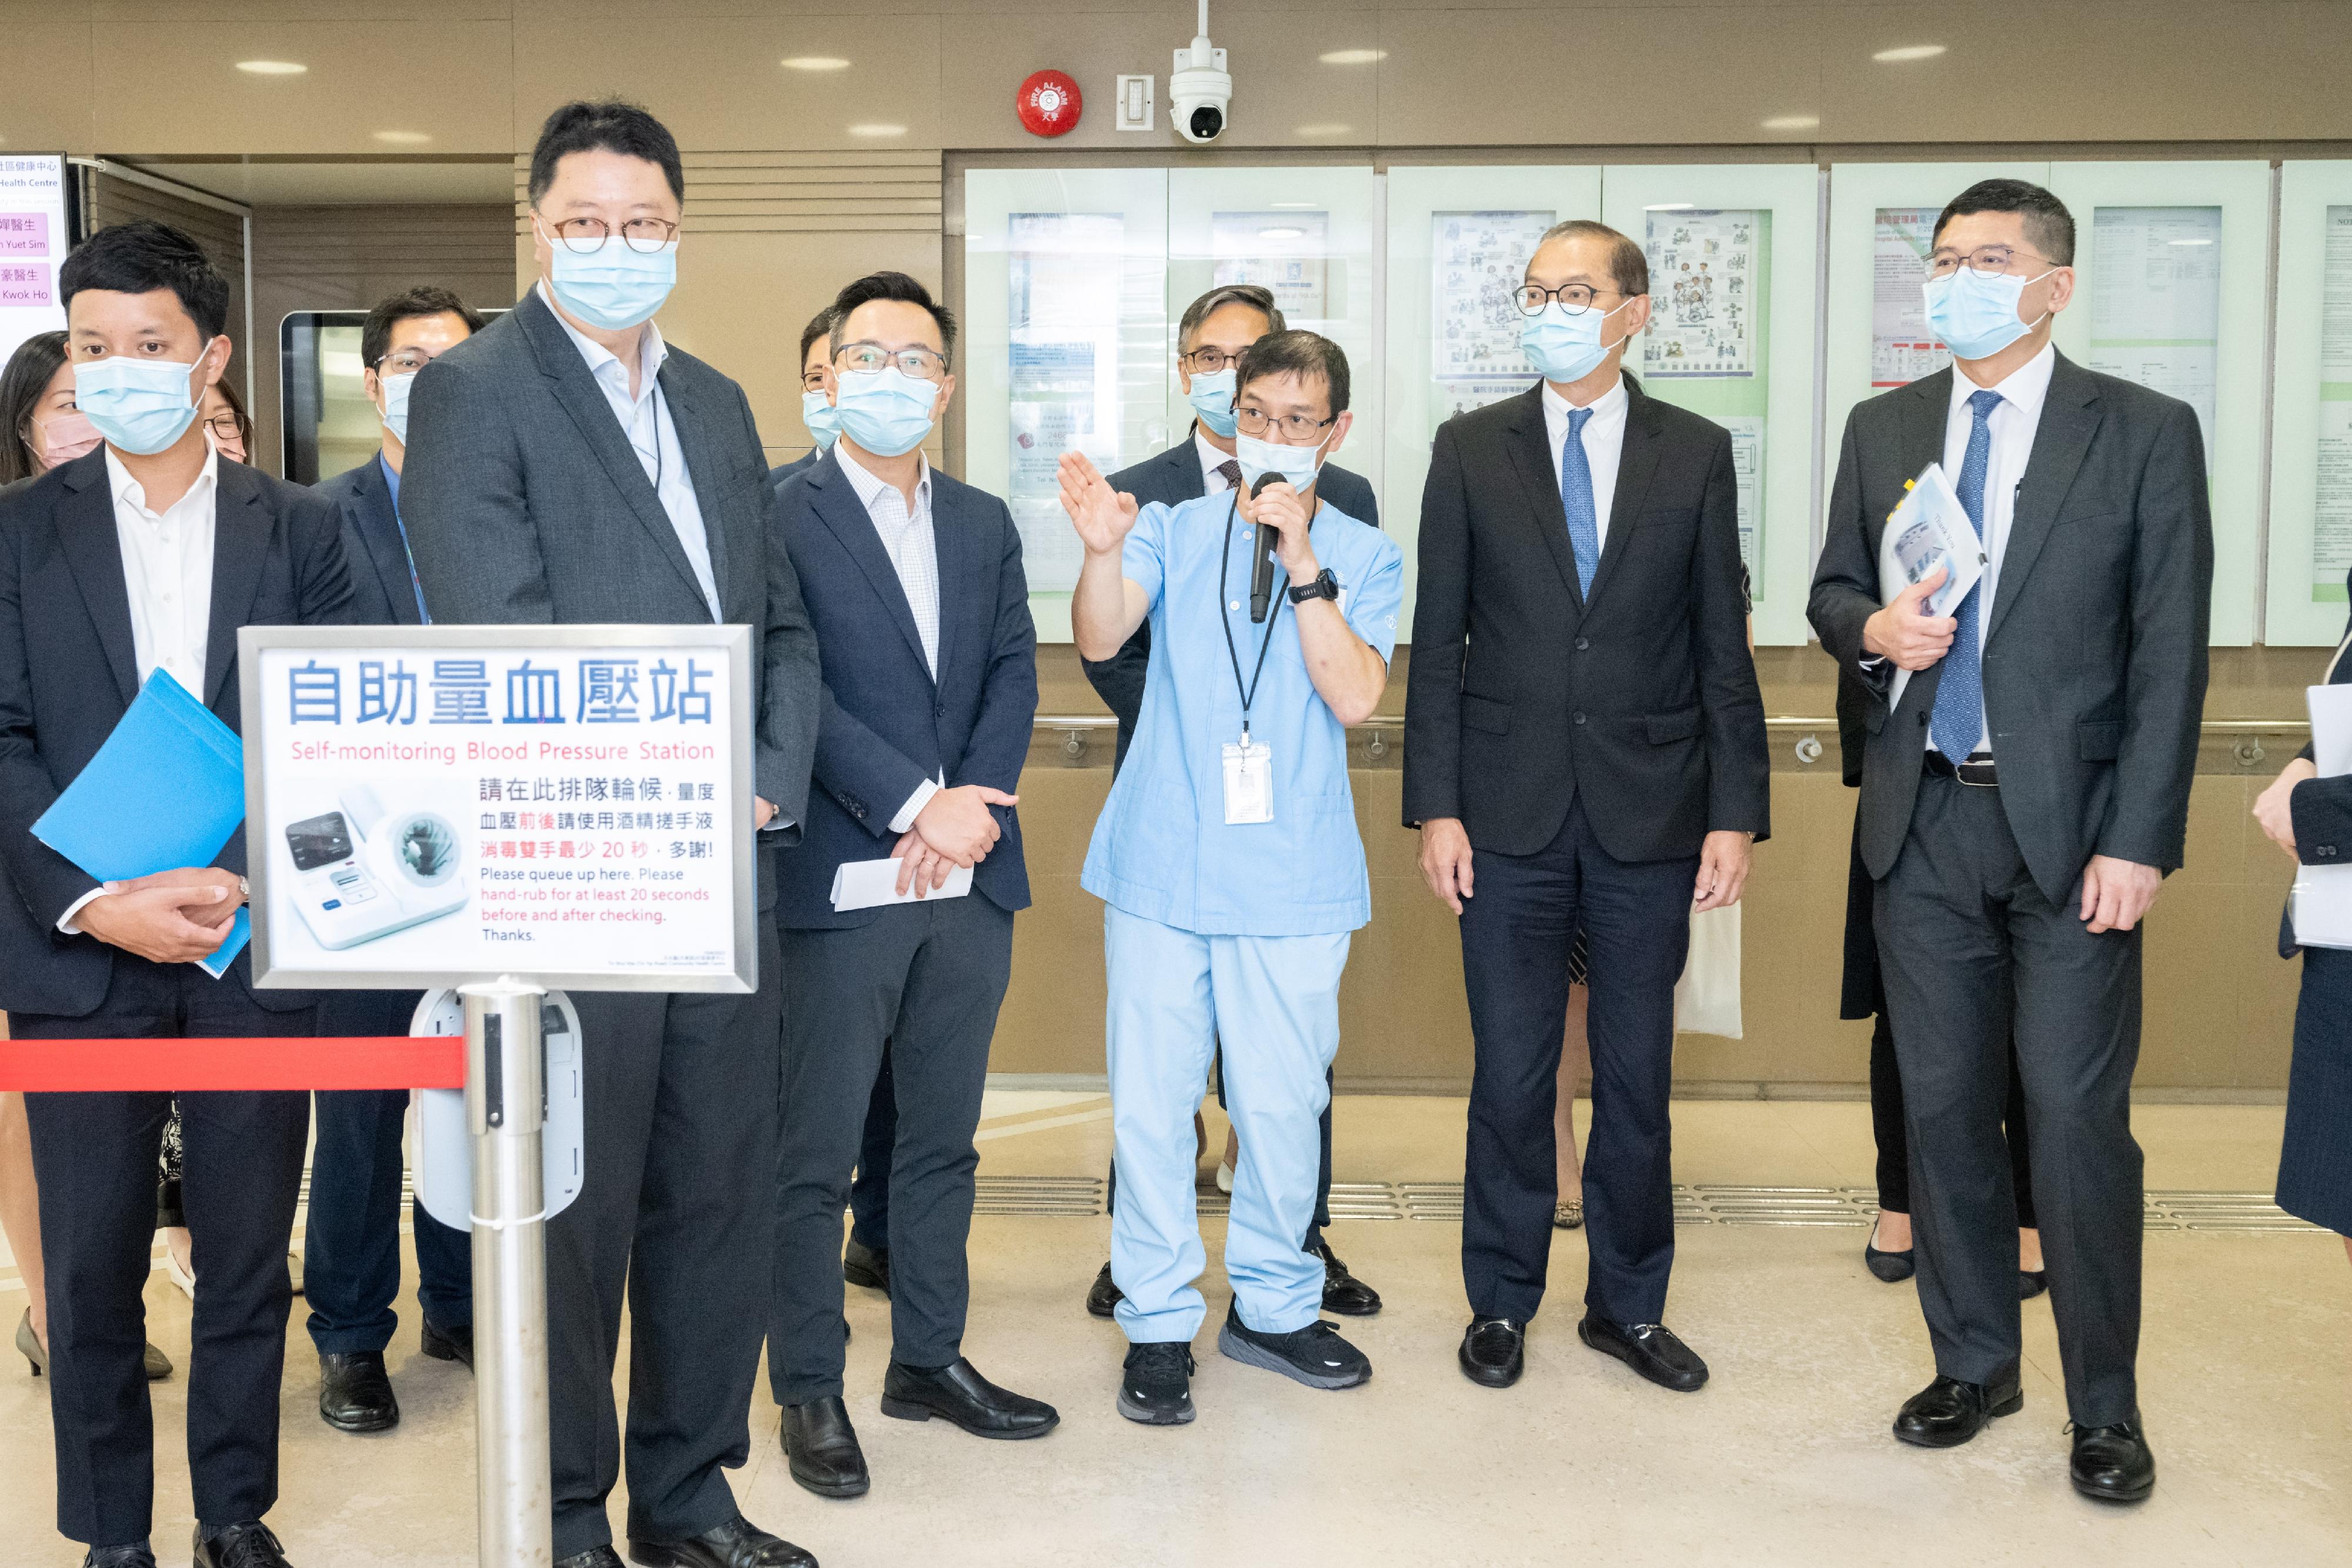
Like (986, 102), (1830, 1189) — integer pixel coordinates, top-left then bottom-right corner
(1, 1094), (2346, 1567)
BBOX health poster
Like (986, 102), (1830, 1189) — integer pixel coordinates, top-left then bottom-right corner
(1643, 209), (1757, 379)
(1430, 209), (1551, 433)
(1007, 212), (1125, 591)
(2087, 205), (2221, 471)
(1212, 211), (1330, 323)
(2311, 206), (2352, 601)
(1873, 206), (1949, 387)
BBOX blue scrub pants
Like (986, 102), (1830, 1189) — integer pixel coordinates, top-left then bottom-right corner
(1105, 905), (1349, 1343)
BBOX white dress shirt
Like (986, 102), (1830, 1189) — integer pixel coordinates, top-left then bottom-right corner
(1931, 341), (2056, 756)
(834, 443), (947, 834)
(1542, 372), (1629, 554)
(62, 444), (223, 932)
(1194, 427), (1240, 494)
(538, 282), (721, 619)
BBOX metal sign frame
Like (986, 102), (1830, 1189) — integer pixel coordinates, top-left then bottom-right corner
(239, 623), (758, 994)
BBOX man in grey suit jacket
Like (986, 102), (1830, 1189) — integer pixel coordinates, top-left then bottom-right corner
(400, 101), (820, 1568)
(1809, 180), (2211, 1506)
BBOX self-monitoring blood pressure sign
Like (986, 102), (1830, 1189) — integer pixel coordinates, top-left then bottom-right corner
(240, 625), (757, 993)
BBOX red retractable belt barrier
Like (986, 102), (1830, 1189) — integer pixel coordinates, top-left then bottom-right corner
(0, 1036), (465, 1093)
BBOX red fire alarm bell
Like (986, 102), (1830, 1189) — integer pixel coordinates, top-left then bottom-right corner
(1017, 69), (1083, 137)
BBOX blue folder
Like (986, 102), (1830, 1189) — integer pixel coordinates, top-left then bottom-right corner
(31, 669), (250, 976)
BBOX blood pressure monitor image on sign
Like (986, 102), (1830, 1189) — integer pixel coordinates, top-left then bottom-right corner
(283, 783), (470, 949)
(409, 986), (586, 1230)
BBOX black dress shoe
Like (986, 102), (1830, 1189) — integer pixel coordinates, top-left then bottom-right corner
(627, 1514), (814, 1568)
(1085, 1259), (1123, 1319)
(1308, 1236), (1382, 1317)
(556, 1549), (624, 1568)
(420, 1318), (475, 1369)
(881, 1357), (1058, 1439)
(843, 1239), (891, 1297)
(318, 1350), (399, 1433)
(82, 1546), (156, 1567)
(2070, 1417), (2156, 1502)
(780, 1395), (869, 1499)
(2019, 1269), (2049, 1300)
(192, 1522), (290, 1568)
(1576, 1315), (1709, 1392)
(1458, 1316), (1524, 1389)
(1892, 1373), (2023, 1448)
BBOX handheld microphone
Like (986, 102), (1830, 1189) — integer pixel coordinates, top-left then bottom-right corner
(1248, 472), (1282, 623)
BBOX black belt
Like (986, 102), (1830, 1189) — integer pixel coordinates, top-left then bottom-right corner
(1923, 749), (1998, 787)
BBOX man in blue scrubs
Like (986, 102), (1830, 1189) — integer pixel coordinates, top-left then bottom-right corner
(1060, 330), (1402, 1426)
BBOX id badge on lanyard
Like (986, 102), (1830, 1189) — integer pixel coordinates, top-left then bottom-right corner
(1218, 498), (1284, 827)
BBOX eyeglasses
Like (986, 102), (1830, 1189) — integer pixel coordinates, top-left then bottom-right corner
(542, 215), (679, 253)
(1234, 406), (1335, 443)
(202, 413), (243, 442)
(374, 349), (444, 376)
(1925, 245), (2054, 281)
(836, 342), (948, 382)
(1181, 346), (1245, 374)
(1514, 282), (1621, 317)
(801, 367), (831, 391)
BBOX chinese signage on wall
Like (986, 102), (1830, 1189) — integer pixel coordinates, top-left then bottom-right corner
(0, 154), (67, 373)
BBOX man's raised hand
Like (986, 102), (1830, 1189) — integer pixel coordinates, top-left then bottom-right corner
(1058, 451), (1140, 556)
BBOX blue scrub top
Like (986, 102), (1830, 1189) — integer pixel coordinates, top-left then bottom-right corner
(1081, 490), (1404, 937)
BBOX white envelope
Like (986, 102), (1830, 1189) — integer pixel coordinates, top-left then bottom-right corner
(828, 857), (975, 912)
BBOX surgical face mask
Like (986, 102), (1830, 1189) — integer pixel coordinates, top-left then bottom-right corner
(834, 366), (937, 458)
(1234, 427), (1330, 496)
(1520, 297), (1633, 385)
(73, 351), (207, 456)
(541, 225), (677, 332)
(379, 371), (416, 445)
(801, 387), (842, 450)
(31, 409), (102, 469)
(1922, 265), (2053, 362)
(1186, 366), (1239, 439)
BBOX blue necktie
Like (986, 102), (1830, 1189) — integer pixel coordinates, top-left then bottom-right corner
(1929, 389), (2002, 761)
(1560, 406), (1598, 598)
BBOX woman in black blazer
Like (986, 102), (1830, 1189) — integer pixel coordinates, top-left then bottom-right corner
(2253, 571), (2352, 1266)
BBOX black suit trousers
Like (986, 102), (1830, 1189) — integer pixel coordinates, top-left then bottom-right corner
(769, 897), (1014, 1405)
(18, 959), (315, 1548)
(546, 920), (782, 1560)
(1875, 773), (2143, 1427)
(1459, 799), (1695, 1326)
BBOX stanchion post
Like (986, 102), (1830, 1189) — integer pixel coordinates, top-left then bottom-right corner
(463, 978), (553, 1568)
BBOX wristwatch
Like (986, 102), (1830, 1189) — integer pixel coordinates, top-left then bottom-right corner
(1288, 569), (1340, 604)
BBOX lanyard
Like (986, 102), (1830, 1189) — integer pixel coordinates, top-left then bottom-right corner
(1217, 494), (1283, 743)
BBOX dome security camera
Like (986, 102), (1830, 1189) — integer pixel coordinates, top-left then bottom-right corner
(1171, 3), (1231, 144)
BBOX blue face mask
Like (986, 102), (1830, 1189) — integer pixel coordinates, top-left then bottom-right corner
(801, 387), (842, 450)
(379, 372), (415, 445)
(834, 367), (937, 458)
(1922, 265), (2053, 362)
(1234, 427), (1330, 496)
(543, 227), (677, 332)
(1186, 366), (1238, 439)
(1520, 297), (1634, 385)
(74, 351), (206, 456)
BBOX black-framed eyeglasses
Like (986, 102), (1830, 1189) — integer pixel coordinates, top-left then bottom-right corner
(202, 412), (244, 442)
(1925, 244), (2054, 281)
(1234, 406), (1335, 443)
(542, 215), (679, 253)
(1181, 346), (1245, 374)
(836, 342), (949, 382)
(1514, 282), (1622, 317)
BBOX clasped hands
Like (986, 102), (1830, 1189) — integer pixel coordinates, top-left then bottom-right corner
(894, 784), (1020, 897)
(76, 867), (245, 965)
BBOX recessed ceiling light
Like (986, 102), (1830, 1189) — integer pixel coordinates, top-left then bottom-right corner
(1317, 48), (1386, 65)
(1294, 123), (1352, 137)
(235, 59), (308, 75)
(1761, 113), (1820, 131)
(783, 56), (851, 72)
(1647, 203), (1697, 212)
(373, 130), (432, 145)
(1872, 44), (1947, 62)
(848, 123), (907, 138)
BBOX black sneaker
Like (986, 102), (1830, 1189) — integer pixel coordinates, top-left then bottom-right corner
(1215, 1299), (1371, 1390)
(1117, 1341), (1197, 1425)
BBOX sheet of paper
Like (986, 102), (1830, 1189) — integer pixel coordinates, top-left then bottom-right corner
(2310, 205), (2352, 601)
(828, 857), (974, 913)
(1006, 212), (1126, 594)
(1428, 210), (1553, 433)
(1872, 206), (1949, 387)
(2087, 205), (2221, 472)
(1642, 209), (1758, 380)
(2293, 683), (2352, 948)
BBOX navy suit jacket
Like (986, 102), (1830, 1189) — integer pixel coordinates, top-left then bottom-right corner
(768, 446), (822, 496)
(316, 456), (423, 627)
(0, 452), (353, 1017)
(1081, 428), (1380, 770)
(770, 451), (1037, 929)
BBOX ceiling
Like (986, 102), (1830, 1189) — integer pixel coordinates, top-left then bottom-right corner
(119, 158), (512, 208)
